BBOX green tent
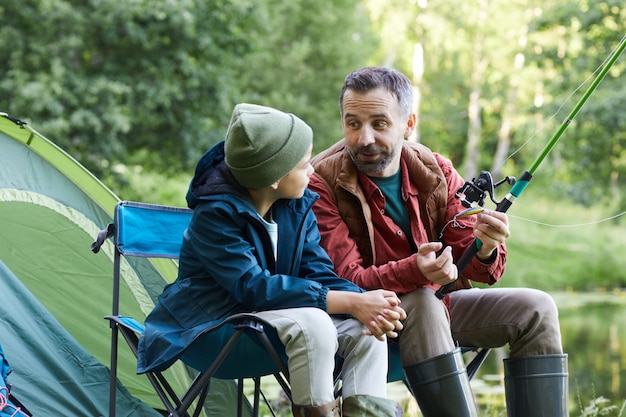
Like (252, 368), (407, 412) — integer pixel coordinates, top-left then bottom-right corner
(0, 113), (246, 416)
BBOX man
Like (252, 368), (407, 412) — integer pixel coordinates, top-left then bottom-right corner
(309, 66), (568, 417)
(138, 103), (406, 416)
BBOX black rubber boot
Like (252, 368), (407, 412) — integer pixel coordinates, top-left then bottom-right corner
(403, 348), (479, 417)
(504, 354), (569, 417)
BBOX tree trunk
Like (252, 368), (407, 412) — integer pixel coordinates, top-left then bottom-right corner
(410, 42), (424, 143)
(491, 17), (530, 179)
(463, 0), (489, 180)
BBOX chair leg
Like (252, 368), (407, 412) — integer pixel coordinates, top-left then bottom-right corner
(237, 378), (244, 417)
(259, 388), (278, 417)
(253, 377), (261, 416)
(466, 348), (491, 380)
(109, 325), (119, 417)
(192, 381), (211, 417)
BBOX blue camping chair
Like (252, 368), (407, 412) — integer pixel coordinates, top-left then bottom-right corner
(91, 201), (296, 417)
(91, 201), (490, 417)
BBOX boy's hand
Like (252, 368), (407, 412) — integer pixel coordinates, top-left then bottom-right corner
(354, 290), (406, 341)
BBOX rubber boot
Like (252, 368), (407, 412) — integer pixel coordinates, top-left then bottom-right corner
(292, 399), (340, 417)
(403, 348), (479, 417)
(342, 395), (403, 417)
(504, 354), (569, 417)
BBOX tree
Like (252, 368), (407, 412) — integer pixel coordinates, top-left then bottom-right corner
(235, 0), (378, 155)
(363, 0), (625, 213)
(526, 0), (626, 209)
(0, 0), (261, 179)
(0, 0), (377, 188)
(2, 0), (623, 209)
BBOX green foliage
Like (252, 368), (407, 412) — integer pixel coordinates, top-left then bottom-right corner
(526, 0), (626, 208)
(366, 0), (626, 210)
(0, 0), (375, 192)
(1, 0), (258, 176)
(100, 164), (189, 205)
(233, 0), (378, 154)
(2, 0), (625, 233)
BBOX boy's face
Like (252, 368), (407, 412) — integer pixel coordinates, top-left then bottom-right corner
(275, 144), (314, 199)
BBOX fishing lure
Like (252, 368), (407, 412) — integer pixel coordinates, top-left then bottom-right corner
(438, 207), (485, 241)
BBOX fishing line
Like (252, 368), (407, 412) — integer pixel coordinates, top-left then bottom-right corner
(495, 33), (626, 173)
(509, 211), (626, 228)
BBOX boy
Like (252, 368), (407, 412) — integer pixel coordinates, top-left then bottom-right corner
(137, 103), (406, 416)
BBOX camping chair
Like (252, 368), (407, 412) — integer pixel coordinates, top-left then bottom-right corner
(91, 201), (295, 417)
(91, 201), (491, 417)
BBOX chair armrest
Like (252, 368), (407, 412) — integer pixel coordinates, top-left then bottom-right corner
(104, 315), (145, 334)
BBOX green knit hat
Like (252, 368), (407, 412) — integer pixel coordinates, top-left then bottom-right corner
(224, 103), (313, 188)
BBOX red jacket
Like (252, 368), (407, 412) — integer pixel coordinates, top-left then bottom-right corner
(309, 140), (506, 300)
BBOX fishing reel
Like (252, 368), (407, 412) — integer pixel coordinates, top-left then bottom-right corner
(455, 170), (516, 208)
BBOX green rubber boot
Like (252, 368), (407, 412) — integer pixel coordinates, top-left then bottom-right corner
(341, 395), (403, 417)
(292, 399), (339, 417)
(504, 354), (569, 417)
(403, 348), (479, 417)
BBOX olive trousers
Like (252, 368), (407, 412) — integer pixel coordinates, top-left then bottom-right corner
(398, 287), (563, 365)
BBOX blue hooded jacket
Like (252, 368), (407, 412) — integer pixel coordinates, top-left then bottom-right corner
(136, 141), (363, 374)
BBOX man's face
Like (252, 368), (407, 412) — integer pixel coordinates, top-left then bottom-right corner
(341, 87), (414, 177)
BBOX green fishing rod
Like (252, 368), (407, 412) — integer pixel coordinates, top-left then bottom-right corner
(436, 35), (626, 299)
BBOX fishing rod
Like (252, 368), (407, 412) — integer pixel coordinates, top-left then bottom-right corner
(436, 35), (626, 299)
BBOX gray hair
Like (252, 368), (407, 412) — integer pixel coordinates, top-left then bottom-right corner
(339, 66), (414, 117)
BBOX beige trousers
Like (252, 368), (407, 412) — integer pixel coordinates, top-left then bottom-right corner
(254, 307), (389, 406)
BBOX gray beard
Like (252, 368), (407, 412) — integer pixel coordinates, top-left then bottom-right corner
(347, 145), (398, 174)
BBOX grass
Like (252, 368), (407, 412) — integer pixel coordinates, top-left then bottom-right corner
(247, 381), (626, 417)
(577, 397), (626, 417)
(486, 194), (626, 291)
(248, 386), (626, 417)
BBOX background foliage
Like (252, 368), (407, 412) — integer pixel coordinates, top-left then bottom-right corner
(1, 0), (625, 283)
(1, 0), (376, 184)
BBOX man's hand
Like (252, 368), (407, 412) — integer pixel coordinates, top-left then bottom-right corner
(473, 210), (510, 261)
(416, 242), (458, 285)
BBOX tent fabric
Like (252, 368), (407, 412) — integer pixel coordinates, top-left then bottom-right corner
(0, 113), (250, 416)
(0, 261), (158, 416)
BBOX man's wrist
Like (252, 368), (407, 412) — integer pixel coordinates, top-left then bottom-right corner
(476, 248), (498, 264)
